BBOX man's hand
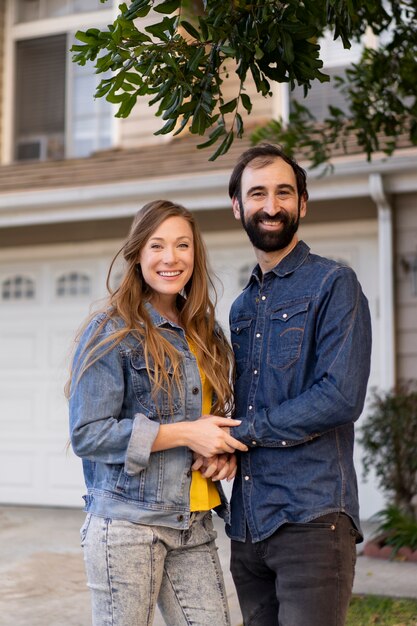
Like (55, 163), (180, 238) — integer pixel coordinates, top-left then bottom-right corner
(192, 453), (238, 482)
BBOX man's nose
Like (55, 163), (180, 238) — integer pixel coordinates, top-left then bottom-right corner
(263, 194), (280, 215)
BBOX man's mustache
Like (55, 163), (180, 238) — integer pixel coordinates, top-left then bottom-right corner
(253, 211), (290, 224)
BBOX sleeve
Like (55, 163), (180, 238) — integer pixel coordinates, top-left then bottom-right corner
(69, 316), (160, 474)
(233, 267), (372, 446)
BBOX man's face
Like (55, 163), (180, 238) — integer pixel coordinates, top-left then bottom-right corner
(232, 157), (307, 253)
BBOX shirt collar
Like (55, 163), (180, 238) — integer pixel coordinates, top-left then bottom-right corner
(243, 240), (310, 289)
(144, 300), (183, 329)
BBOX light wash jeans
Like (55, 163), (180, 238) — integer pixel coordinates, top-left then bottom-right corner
(81, 511), (231, 626)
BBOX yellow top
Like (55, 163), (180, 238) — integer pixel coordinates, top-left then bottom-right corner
(188, 340), (221, 512)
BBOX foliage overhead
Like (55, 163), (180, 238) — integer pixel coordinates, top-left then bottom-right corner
(72, 0), (417, 166)
(358, 383), (417, 518)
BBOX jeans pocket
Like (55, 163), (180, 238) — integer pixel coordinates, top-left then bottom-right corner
(80, 513), (92, 547)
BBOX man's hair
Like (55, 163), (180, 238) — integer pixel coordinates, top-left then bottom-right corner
(228, 143), (309, 203)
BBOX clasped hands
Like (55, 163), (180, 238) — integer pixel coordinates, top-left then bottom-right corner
(190, 414), (248, 482)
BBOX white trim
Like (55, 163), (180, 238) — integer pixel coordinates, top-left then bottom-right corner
(1, 149), (417, 228)
(0, 238), (122, 262)
(11, 9), (115, 41)
(369, 173), (396, 390)
(2, 1), (16, 164)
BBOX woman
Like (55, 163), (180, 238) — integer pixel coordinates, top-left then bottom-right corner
(68, 200), (247, 626)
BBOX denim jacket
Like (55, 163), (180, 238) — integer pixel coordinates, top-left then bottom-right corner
(227, 241), (372, 542)
(69, 304), (228, 528)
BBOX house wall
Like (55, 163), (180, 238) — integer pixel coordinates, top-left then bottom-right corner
(119, 60), (277, 149)
(395, 192), (417, 380)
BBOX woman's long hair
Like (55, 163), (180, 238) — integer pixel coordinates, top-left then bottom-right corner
(67, 200), (234, 417)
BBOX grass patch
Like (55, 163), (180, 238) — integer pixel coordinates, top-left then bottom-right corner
(346, 595), (417, 625)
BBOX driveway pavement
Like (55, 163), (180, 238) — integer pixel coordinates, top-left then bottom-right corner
(0, 505), (416, 626)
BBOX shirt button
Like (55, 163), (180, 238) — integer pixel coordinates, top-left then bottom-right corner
(192, 387), (199, 395)
(248, 405), (253, 410)
(253, 369), (258, 375)
(281, 441), (287, 446)
(261, 295), (266, 301)
(256, 333), (261, 338)
(244, 475), (250, 481)
(282, 313), (288, 319)
(251, 441), (257, 446)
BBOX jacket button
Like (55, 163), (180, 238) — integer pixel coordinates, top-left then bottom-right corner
(177, 514), (184, 522)
(192, 387), (199, 395)
(186, 470), (191, 477)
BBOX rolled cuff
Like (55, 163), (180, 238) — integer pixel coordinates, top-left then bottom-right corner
(124, 413), (160, 475)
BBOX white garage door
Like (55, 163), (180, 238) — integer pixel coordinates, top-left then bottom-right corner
(0, 242), (122, 507)
(0, 223), (381, 515)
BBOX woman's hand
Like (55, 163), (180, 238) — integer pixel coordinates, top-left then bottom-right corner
(185, 416), (247, 457)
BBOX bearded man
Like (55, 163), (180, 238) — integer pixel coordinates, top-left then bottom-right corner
(226, 144), (372, 626)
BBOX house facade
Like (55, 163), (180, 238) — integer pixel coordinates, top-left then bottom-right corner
(0, 0), (416, 519)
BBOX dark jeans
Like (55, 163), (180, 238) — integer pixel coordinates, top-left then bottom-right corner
(230, 513), (359, 626)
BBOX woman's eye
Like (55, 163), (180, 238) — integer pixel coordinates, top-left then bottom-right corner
(178, 243), (189, 249)
(150, 244), (162, 249)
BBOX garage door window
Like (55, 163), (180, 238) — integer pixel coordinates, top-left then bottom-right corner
(56, 272), (91, 298)
(1, 275), (35, 300)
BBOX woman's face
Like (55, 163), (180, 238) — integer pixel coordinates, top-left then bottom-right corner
(139, 216), (194, 302)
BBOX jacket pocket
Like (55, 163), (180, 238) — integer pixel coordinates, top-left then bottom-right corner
(230, 318), (253, 371)
(130, 354), (182, 418)
(267, 299), (309, 370)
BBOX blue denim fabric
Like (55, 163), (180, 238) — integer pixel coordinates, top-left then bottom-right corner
(227, 241), (372, 542)
(69, 303), (228, 528)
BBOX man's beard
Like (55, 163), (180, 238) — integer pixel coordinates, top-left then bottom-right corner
(240, 206), (300, 252)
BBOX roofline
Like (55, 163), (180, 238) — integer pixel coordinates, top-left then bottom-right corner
(0, 152), (416, 228)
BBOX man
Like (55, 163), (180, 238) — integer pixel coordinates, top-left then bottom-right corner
(226, 144), (372, 626)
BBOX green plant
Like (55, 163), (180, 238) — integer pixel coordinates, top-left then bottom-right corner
(358, 383), (417, 518)
(372, 505), (417, 554)
(346, 595), (417, 626)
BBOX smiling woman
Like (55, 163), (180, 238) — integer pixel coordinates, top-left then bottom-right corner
(138, 215), (194, 321)
(67, 199), (247, 626)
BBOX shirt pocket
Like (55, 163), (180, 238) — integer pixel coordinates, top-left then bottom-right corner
(267, 299), (309, 370)
(230, 318), (253, 372)
(130, 354), (182, 419)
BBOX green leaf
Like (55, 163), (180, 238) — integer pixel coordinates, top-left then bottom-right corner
(180, 20), (201, 41)
(154, 117), (177, 135)
(240, 93), (252, 114)
(196, 124), (226, 149)
(154, 0), (180, 14)
(208, 131), (234, 160)
(188, 46), (205, 72)
(220, 98), (238, 114)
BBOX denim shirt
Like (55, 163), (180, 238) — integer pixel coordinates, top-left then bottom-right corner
(69, 304), (228, 528)
(227, 241), (372, 543)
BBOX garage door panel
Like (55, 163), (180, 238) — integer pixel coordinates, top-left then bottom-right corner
(0, 388), (35, 431)
(0, 331), (39, 368)
(0, 449), (36, 488)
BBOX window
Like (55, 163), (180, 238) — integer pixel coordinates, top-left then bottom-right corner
(289, 33), (363, 122)
(15, 35), (66, 161)
(16, 0), (107, 23)
(2, 276), (35, 301)
(56, 272), (91, 298)
(12, 1), (115, 161)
